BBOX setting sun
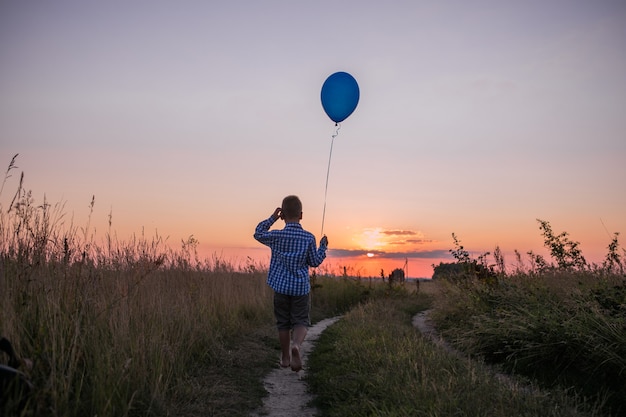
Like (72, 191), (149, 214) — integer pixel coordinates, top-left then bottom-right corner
(366, 252), (374, 258)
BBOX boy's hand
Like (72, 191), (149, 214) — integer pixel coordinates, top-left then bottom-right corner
(320, 235), (328, 247)
(271, 207), (282, 220)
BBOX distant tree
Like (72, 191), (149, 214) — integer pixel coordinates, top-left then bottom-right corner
(431, 262), (467, 280)
(432, 234), (497, 285)
(537, 219), (587, 271)
(388, 268), (405, 283)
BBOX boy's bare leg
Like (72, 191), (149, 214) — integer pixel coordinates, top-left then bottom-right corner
(290, 325), (307, 371)
(278, 330), (291, 367)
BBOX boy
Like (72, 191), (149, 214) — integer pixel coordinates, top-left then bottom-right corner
(253, 195), (328, 371)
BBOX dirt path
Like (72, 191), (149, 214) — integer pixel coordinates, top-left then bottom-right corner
(251, 316), (341, 417)
(252, 310), (537, 416)
(412, 309), (537, 395)
(411, 309), (457, 354)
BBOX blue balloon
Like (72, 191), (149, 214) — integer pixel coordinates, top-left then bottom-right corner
(321, 72), (359, 123)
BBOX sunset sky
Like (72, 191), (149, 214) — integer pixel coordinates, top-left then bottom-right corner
(1, 1), (625, 278)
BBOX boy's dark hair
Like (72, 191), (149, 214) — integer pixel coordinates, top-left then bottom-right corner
(281, 195), (302, 219)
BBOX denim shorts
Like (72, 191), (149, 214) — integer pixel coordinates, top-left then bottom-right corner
(273, 292), (311, 330)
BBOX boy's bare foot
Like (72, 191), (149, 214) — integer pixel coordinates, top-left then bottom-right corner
(280, 356), (290, 368)
(290, 345), (302, 372)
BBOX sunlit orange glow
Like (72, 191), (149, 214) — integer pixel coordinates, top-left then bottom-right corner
(354, 228), (386, 251)
(200, 244), (447, 279)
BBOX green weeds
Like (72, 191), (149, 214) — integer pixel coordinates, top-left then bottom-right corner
(307, 286), (592, 416)
(430, 222), (625, 416)
(433, 273), (625, 415)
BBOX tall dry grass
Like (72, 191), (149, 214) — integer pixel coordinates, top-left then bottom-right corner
(0, 158), (276, 416)
(2, 239), (274, 416)
(432, 272), (626, 416)
(0, 155), (380, 416)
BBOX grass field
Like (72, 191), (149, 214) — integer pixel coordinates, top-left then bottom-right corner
(0, 240), (372, 416)
(0, 181), (380, 416)
(2, 166), (625, 416)
(431, 272), (626, 416)
(307, 283), (598, 417)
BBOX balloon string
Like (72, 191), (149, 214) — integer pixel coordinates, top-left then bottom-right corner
(321, 123), (341, 237)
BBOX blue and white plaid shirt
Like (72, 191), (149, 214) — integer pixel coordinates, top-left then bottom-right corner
(254, 216), (327, 296)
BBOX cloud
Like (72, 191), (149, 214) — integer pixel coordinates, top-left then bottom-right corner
(382, 230), (418, 236)
(406, 238), (434, 244)
(329, 248), (451, 260)
(379, 229), (434, 246)
(352, 227), (441, 254)
(391, 238), (434, 246)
